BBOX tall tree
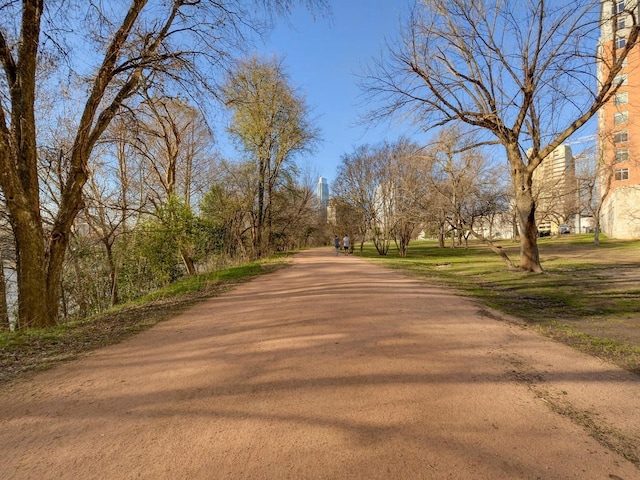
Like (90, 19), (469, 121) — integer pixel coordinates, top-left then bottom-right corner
(332, 142), (395, 255)
(428, 128), (492, 247)
(222, 56), (318, 258)
(133, 94), (215, 274)
(576, 143), (617, 245)
(0, 0), (327, 328)
(365, 0), (640, 272)
(388, 139), (430, 257)
(200, 160), (257, 260)
(135, 94), (214, 207)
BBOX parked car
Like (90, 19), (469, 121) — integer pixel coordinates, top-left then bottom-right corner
(559, 224), (571, 234)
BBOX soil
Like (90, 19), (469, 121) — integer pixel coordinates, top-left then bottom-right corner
(1, 248), (639, 479)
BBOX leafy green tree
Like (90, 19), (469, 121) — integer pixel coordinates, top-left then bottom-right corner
(222, 56), (319, 258)
(118, 196), (210, 299)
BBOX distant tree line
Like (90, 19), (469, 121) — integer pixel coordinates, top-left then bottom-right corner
(331, 129), (512, 260)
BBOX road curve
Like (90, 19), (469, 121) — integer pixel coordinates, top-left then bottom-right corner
(1, 248), (639, 479)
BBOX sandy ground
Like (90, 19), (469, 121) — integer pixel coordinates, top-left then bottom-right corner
(1, 248), (639, 479)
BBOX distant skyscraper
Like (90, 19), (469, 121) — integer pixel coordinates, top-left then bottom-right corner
(317, 177), (329, 207)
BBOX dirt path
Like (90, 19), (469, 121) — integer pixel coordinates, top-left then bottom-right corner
(1, 249), (639, 479)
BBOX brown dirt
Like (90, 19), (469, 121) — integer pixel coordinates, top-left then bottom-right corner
(1, 248), (639, 479)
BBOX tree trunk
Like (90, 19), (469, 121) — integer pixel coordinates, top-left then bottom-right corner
(181, 249), (197, 276)
(0, 249), (9, 331)
(13, 217), (51, 328)
(255, 159), (266, 258)
(70, 249), (88, 319)
(512, 161), (543, 273)
(108, 246), (120, 306)
(438, 225), (445, 248)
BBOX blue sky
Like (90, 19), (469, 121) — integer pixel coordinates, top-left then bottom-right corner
(214, 0), (598, 188)
(216, 1), (421, 188)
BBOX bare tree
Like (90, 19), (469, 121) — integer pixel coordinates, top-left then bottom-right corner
(427, 128), (489, 248)
(365, 0), (640, 272)
(200, 159), (259, 261)
(328, 198), (365, 254)
(270, 176), (322, 251)
(131, 94), (216, 275)
(332, 143), (393, 255)
(424, 127), (513, 259)
(576, 133), (640, 244)
(389, 139), (431, 257)
(135, 94), (214, 207)
(576, 147), (610, 245)
(0, 0), (328, 328)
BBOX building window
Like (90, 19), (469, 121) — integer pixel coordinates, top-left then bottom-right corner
(615, 149), (629, 162)
(617, 15), (626, 30)
(615, 168), (629, 181)
(614, 92), (628, 105)
(614, 111), (629, 125)
(616, 36), (627, 49)
(614, 73), (628, 86)
(614, 130), (629, 143)
(612, 0), (625, 15)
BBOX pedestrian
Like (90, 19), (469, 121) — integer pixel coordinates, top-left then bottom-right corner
(342, 234), (350, 255)
(333, 235), (340, 256)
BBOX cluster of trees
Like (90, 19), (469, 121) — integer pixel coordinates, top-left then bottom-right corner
(0, 0), (328, 330)
(364, 0), (640, 272)
(332, 130), (511, 259)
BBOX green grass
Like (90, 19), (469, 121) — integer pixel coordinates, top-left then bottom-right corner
(359, 234), (640, 375)
(135, 258), (283, 302)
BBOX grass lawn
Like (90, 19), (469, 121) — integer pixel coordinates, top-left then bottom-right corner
(359, 234), (640, 375)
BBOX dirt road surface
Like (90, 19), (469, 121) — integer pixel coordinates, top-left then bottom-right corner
(1, 249), (639, 479)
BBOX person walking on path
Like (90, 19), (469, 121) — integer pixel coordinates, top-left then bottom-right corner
(342, 234), (350, 255)
(333, 235), (340, 256)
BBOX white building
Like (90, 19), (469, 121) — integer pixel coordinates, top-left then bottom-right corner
(317, 177), (329, 207)
(531, 144), (577, 234)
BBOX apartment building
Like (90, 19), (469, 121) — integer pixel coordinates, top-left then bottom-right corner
(531, 145), (577, 234)
(598, 0), (640, 238)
